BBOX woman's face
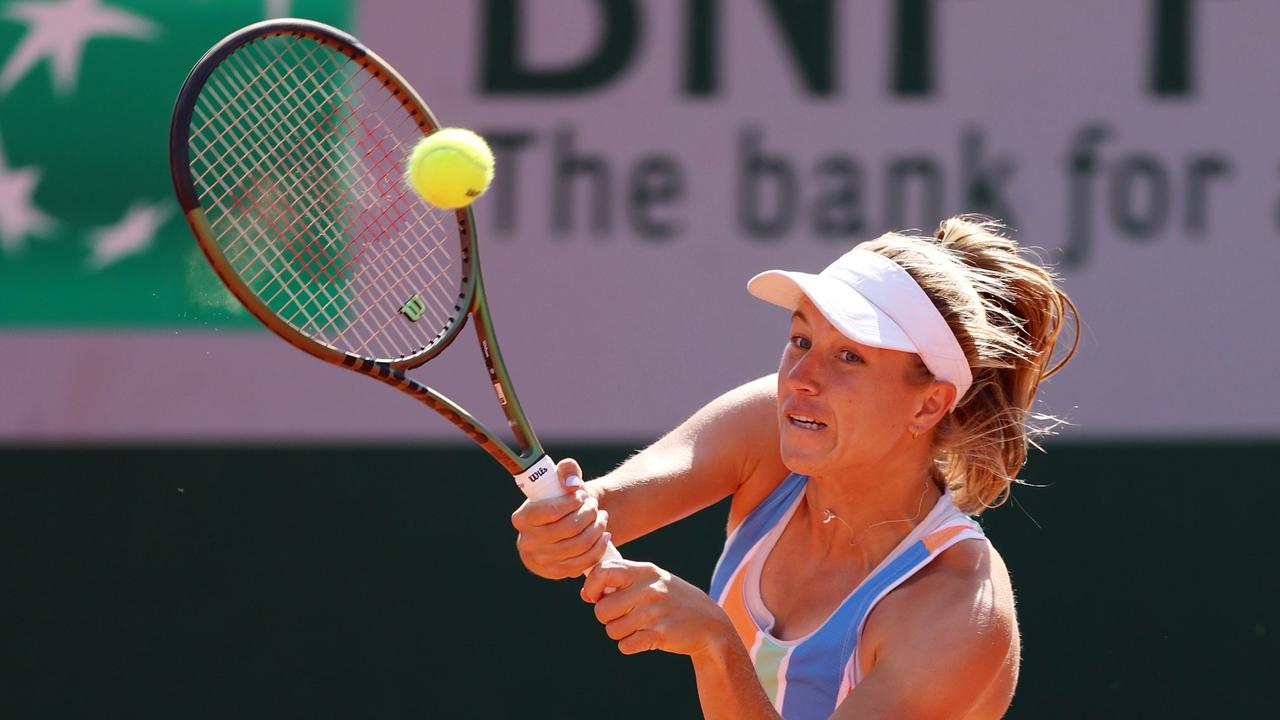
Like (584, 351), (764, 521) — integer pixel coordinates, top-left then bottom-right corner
(776, 296), (935, 478)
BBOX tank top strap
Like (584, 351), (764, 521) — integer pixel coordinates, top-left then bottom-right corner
(710, 472), (807, 602)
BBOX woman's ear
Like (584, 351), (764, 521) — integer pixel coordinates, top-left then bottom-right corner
(912, 381), (956, 435)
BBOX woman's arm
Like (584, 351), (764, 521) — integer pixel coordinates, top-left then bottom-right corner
(589, 373), (785, 545)
(690, 633), (783, 720)
(581, 560), (782, 720)
(510, 373), (785, 580)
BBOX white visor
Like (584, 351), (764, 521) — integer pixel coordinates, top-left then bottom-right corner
(748, 248), (973, 411)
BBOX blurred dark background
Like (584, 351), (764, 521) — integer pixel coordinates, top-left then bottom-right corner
(3, 442), (1276, 718)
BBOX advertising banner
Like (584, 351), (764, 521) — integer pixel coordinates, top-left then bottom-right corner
(2, 0), (1275, 440)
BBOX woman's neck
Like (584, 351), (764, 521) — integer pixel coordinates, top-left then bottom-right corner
(799, 459), (944, 562)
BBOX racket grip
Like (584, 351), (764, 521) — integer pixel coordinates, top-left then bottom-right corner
(514, 455), (624, 581)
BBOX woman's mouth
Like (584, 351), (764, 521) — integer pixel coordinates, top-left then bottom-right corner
(787, 414), (827, 431)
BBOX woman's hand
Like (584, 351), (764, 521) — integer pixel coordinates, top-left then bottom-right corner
(510, 458), (612, 580)
(581, 560), (737, 658)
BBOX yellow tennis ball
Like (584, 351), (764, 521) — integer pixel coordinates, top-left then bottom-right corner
(406, 128), (494, 209)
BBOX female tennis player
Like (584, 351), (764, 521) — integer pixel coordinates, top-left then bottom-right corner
(512, 216), (1079, 719)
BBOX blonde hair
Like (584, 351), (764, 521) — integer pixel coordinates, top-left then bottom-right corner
(859, 215), (1080, 515)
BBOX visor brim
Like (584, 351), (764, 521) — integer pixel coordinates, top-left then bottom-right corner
(747, 270), (917, 353)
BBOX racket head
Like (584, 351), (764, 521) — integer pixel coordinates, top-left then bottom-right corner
(169, 19), (475, 369)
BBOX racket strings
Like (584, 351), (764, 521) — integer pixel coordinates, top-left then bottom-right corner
(192, 41), (353, 219)
(190, 36), (430, 340)
(212, 42), (383, 272)
(295, 109), (461, 355)
(248, 40), (460, 355)
(349, 213), (459, 355)
(202, 44), (383, 292)
(201, 53), (355, 250)
(189, 37), (333, 181)
(198, 78), (377, 345)
(247, 38), (462, 340)
(187, 33), (463, 362)
(207, 47), (396, 322)
(193, 45), (368, 329)
(280, 76), (451, 332)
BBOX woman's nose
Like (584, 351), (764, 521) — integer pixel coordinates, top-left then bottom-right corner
(782, 349), (820, 395)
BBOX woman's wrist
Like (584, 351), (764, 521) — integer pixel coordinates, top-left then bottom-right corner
(690, 621), (742, 667)
(583, 478), (605, 506)
(689, 627), (781, 720)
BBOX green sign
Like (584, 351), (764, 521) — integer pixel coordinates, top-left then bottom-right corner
(0, 0), (351, 327)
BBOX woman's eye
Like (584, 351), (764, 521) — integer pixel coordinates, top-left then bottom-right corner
(839, 350), (861, 363)
(790, 336), (811, 350)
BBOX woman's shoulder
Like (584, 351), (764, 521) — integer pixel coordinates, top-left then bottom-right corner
(881, 536), (1016, 634)
(861, 536), (1020, 712)
(714, 374), (790, 531)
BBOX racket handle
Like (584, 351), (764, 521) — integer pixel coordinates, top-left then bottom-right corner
(514, 455), (624, 577)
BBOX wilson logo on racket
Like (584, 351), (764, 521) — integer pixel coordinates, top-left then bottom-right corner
(527, 465), (549, 483)
(400, 294), (426, 321)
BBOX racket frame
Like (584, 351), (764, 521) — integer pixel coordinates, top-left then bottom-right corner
(169, 19), (545, 475)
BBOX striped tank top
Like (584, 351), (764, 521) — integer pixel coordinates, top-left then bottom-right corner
(709, 473), (985, 719)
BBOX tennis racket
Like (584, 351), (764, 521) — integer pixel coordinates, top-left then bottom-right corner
(168, 18), (621, 567)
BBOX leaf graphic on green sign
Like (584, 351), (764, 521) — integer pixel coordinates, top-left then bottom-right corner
(0, 0), (352, 328)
